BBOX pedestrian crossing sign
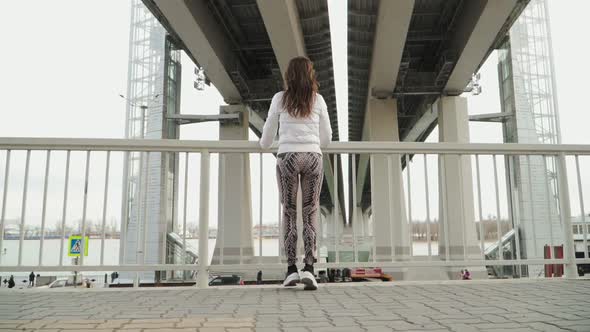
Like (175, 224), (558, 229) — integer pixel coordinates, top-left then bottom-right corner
(68, 235), (89, 257)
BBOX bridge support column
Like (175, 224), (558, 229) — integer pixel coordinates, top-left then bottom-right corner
(437, 96), (485, 279)
(366, 98), (410, 269)
(347, 206), (371, 262)
(212, 105), (254, 265)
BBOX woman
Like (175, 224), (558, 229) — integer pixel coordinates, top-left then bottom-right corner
(260, 56), (332, 290)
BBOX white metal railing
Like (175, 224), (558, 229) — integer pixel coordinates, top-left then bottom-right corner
(0, 137), (589, 287)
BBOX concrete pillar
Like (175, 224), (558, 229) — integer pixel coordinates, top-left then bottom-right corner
(212, 105), (254, 264)
(356, 208), (372, 262)
(365, 98), (409, 263)
(362, 209), (371, 238)
(437, 96), (484, 278)
(352, 206), (365, 238)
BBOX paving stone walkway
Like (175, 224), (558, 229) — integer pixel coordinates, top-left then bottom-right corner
(1, 279), (589, 331)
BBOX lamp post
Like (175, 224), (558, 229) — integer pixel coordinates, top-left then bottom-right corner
(118, 93), (164, 287)
(119, 95), (150, 287)
(119, 94), (151, 138)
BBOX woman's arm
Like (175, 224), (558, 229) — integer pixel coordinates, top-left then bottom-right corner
(259, 93), (281, 149)
(318, 94), (332, 148)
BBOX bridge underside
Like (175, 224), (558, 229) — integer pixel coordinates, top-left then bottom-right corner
(348, 0), (529, 210)
(141, 0), (530, 244)
(142, 0), (343, 211)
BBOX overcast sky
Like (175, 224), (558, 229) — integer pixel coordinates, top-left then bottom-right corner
(0, 0), (588, 234)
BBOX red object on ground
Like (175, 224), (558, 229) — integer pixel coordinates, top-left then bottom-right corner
(544, 245), (553, 277)
(351, 267), (384, 279)
(554, 245), (564, 277)
(544, 245), (565, 277)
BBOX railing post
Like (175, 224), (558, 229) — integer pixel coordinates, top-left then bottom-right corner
(333, 154), (339, 263)
(182, 152), (189, 277)
(79, 151), (91, 267)
(574, 156), (588, 259)
(99, 151), (110, 266)
(424, 154), (432, 258)
(39, 150), (51, 265)
(351, 154), (358, 263)
(406, 154), (413, 258)
(17, 150), (31, 266)
(492, 155), (503, 266)
(219, 155), (226, 265)
(475, 155), (485, 256)
(258, 152), (263, 261)
(387, 155), (395, 262)
(0, 150), (10, 266)
(196, 150), (210, 288)
(59, 151), (71, 266)
(556, 153), (578, 279)
(120, 150), (130, 269)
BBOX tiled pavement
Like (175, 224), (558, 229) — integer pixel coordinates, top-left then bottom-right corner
(1, 279), (589, 331)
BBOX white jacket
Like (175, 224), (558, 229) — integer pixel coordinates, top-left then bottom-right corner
(259, 91), (332, 154)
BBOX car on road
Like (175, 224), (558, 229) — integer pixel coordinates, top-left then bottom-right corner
(37, 278), (73, 289)
(208, 274), (244, 286)
(37, 278), (88, 289)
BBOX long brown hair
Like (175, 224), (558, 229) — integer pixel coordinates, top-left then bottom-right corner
(282, 56), (319, 118)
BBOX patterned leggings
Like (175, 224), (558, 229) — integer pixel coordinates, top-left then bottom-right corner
(276, 152), (323, 266)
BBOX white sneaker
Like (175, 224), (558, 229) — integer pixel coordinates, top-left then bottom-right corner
(299, 270), (318, 290)
(283, 272), (300, 287)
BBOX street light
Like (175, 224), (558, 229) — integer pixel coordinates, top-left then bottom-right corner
(119, 94), (159, 139)
(118, 94), (151, 286)
(119, 94), (165, 136)
(194, 66), (210, 91)
(470, 73), (482, 96)
(118, 93), (167, 286)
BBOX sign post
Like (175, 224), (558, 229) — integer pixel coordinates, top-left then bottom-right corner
(68, 235), (88, 288)
(68, 235), (89, 257)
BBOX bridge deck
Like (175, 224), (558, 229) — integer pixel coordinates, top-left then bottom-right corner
(1, 279), (590, 331)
